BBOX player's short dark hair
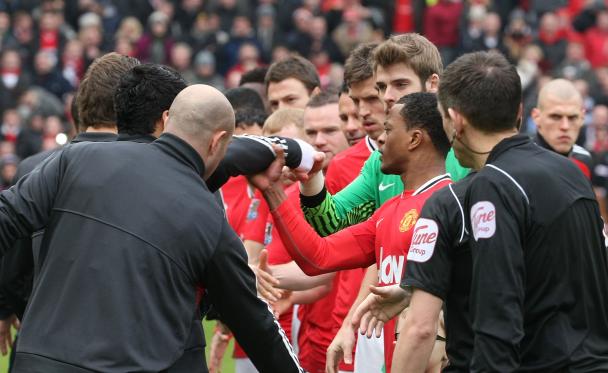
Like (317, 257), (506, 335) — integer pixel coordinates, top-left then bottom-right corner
(114, 63), (187, 136)
(77, 52), (140, 132)
(343, 43), (378, 87)
(306, 89), (339, 108)
(397, 92), (450, 158)
(265, 56), (320, 93)
(239, 67), (268, 85)
(225, 87), (267, 126)
(438, 51), (521, 133)
(339, 82), (349, 95)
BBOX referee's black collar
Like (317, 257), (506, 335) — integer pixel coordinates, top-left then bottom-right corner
(72, 132), (117, 143)
(117, 133), (157, 144)
(486, 134), (531, 164)
(153, 133), (205, 176)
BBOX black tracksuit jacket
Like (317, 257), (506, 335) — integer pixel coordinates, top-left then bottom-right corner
(0, 134), (303, 373)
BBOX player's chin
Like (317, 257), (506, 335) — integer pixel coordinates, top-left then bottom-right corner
(380, 161), (397, 175)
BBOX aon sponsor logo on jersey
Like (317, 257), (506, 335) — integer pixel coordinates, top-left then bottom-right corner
(379, 250), (405, 285)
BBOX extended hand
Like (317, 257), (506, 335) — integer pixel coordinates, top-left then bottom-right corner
(325, 323), (356, 373)
(352, 284), (410, 338)
(254, 250), (284, 302)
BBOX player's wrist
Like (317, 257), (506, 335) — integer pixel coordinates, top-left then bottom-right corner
(300, 170), (325, 196)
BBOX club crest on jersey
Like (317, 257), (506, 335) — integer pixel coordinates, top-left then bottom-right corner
(407, 218), (438, 262)
(471, 201), (496, 241)
(246, 199), (260, 221)
(399, 209), (419, 232)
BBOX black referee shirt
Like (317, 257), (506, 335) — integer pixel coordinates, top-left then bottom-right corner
(464, 134), (608, 372)
(402, 174), (474, 372)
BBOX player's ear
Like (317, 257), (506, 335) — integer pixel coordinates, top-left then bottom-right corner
(208, 130), (229, 156)
(448, 108), (465, 135)
(408, 129), (424, 150)
(425, 74), (439, 93)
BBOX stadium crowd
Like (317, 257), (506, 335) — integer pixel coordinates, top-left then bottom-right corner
(0, 0), (606, 373)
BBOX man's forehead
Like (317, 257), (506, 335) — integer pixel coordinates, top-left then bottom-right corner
(375, 62), (418, 80)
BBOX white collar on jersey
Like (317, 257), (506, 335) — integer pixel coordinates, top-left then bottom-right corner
(412, 173), (452, 196)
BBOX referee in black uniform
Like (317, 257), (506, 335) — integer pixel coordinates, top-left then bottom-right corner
(439, 51), (608, 371)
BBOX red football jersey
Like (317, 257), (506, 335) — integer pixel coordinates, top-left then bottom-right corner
(221, 176), (257, 239)
(324, 136), (373, 371)
(271, 174), (452, 373)
(325, 136), (375, 195)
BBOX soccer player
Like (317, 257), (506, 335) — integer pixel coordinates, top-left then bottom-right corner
(265, 56), (320, 112)
(531, 78), (592, 178)
(338, 83), (365, 147)
(252, 92), (452, 373)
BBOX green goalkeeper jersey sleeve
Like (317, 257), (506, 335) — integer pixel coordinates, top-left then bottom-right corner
(303, 148), (469, 235)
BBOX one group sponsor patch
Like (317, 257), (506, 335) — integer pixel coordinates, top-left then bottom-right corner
(407, 218), (438, 262)
(471, 201), (496, 241)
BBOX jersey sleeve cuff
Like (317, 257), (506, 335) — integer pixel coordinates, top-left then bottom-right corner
(300, 187), (327, 208)
(401, 277), (447, 301)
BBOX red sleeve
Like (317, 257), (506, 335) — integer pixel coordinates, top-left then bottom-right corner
(271, 200), (377, 276)
(242, 191), (270, 244)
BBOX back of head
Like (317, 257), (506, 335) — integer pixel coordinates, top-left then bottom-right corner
(263, 108), (305, 136)
(115, 64), (187, 136)
(344, 42), (378, 87)
(165, 84), (235, 141)
(373, 33), (442, 84)
(77, 52), (140, 132)
(265, 55), (320, 93)
(239, 67), (268, 86)
(397, 93), (450, 157)
(438, 51), (522, 133)
(306, 89), (339, 108)
(225, 87), (267, 131)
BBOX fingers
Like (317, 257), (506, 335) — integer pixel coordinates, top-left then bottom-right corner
(308, 152), (325, 175)
(342, 337), (354, 365)
(258, 249), (270, 272)
(256, 268), (282, 302)
(325, 344), (343, 373)
(375, 320), (384, 339)
(351, 294), (372, 327)
(366, 316), (378, 338)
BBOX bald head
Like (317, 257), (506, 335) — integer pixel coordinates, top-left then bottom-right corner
(166, 84), (235, 137)
(165, 84), (235, 178)
(537, 79), (582, 109)
(532, 79), (585, 154)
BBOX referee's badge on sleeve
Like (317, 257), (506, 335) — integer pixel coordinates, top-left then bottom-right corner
(471, 201), (496, 241)
(407, 218), (438, 262)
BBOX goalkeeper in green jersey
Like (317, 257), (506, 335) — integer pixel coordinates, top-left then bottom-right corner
(301, 34), (469, 236)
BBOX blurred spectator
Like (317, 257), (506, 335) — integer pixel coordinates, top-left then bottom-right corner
(135, 11), (174, 64)
(587, 104), (608, 152)
(554, 39), (594, 83)
(115, 16), (143, 45)
(32, 50), (73, 99)
(225, 42), (261, 89)
(286, 7), (314, 56)
(0, 10), (16, 50)
(308, 16), (343, 63)
(61, 39), (85, 87)
(18, 87), (64, 119)
(255, 4), (277, 63)
(207, 0), (250, 33)
(36, 10), (68, 56)
(584, 8), (608, 68)
(460, 4), (487, 53)
(221, 16), (261, 74)
(0, 108), (22, 144)
(170, 42), (196, 83)
(424, 0), (463, 65)
(0, 142), (15, 158)
(0, 154), (18, 190)
(41, 114), (66, 151)
(174, 0), (204, 37)
(536, 12), (567, 72)
(188, 13), (229, 54)
(332, 6), (374, 57)
(12, 11), (36, 68)
(503, 10), (533, 61)
(0, 49), (31, 112)
(191, 50), (225, 90)
(78, 12), (105, 65)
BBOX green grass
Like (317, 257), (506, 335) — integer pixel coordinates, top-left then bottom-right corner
(0, 321), (236, 373)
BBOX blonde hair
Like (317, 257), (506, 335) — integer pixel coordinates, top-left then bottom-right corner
(263, 108), (305, 136)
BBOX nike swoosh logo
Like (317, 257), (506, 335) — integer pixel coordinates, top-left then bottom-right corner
(378, 182), (395, 191)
